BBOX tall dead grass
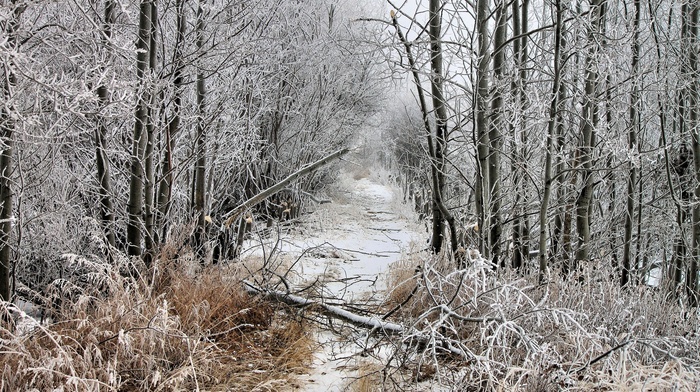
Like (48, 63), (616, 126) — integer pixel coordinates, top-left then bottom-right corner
(1, 252), (313, 391)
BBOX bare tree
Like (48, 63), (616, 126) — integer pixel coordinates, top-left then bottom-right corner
(474, 0), (491, 258)
(573, 0), (603, 268)
(155, 0), (187, 243)
(510, 0), (530, 270)
(94, 0), (117, 249)
(192, 0), (208, 258)
(0, 0), (24, 301)
(488, 0), (507, 267)
(622, 0), (642, 287)
(428, 0), (448, 254)
(126, 0), (153, 257)
(539, 0), (564, 283)
(687, 0), (699, 306)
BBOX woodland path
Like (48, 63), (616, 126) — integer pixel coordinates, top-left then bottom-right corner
(243, 169), (424, 391)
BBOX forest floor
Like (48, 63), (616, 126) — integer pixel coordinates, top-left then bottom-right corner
(241, 167), (425, 391)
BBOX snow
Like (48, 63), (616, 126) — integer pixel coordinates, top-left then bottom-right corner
(241, 170), (424, 391)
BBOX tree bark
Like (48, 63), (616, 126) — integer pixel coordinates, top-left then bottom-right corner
(622, 0), (641, 287)
(156, 0), (186, 242)
(126, 0), (152, 257)
(0, 0), (23, 301)
(489, 0), (507, 267)
(428, 0), (448, 254)
(475, 0), (491, 258)
(511, 0), (530, 270)
(95, 0), (116, 249)
(144, 0), (158, 267)
(539, 0), (563, 283)
(574, 0), (602, 266)
(687, 1), (699, 306)
(193, 0), (208, 259)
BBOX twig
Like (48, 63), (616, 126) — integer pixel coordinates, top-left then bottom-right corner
(333, 246), (391, 258)
(575, 340), (632, 373)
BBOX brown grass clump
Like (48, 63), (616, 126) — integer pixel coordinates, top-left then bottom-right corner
(0, 255), (313, 391)
(350, 361), (386, 392)
(384, 252), (421, 316)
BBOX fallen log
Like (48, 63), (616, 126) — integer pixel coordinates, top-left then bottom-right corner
(222, 148), (349, 228)
(242, 280), (471, 359)
(242, 280), (403, 334)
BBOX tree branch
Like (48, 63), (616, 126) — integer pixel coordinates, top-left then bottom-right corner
(222, 148), (349, 228)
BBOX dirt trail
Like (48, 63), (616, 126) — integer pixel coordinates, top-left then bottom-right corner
(279, 171), (423, 391)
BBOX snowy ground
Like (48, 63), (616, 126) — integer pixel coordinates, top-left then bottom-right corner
(241, 169), (425, 391)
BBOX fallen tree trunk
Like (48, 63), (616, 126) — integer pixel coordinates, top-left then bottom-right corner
(222, 148), (349, 228)
(242, 280), (403, 334)
(242, 280), (470, 358)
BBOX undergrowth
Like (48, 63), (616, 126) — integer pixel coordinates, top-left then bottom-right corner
(0, 249), (313, 391)
(379, 251), (700, 391)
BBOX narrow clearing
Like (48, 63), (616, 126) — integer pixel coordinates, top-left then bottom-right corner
(243, 170), (424, 391)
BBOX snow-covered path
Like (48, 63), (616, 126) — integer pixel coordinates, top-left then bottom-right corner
(249, 170), (424, 391)
(286, 173), (423, 301)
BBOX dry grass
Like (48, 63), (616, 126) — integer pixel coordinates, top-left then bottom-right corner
(380, 252), (700, 391)
(384, 251), (421, 316)
(350, 361), (386, 392)
(0, 252), (313, 391)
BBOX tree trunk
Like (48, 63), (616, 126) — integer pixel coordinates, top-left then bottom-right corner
(475, 0), (491, 258)
(489, 0), (506, 268)
(511, 0), (530, 270)
(428, 0), (448, 254)
(574, 0), (602, 266)
(126, 0), (152, 257)
(622, 0), (641, 287)
(539, 0), (563, 283)
(222, 148), (350, 227)
(0, 0), (23, 301)
(390, 9), (459, 262)
(144, 0), (158, 267)
(95, 0), (116, 249)
(156, 0), (186, 242)
(687, 1), (699, 306)
(193, 0), (208, 259)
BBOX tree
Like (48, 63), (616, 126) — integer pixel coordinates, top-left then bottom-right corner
(488, 0), (507, 267)
(573, 0), (603, 268)
(192, 0), (208, 258)
(427, 0), (449, 254)
(0, 0), (23, 301)
(622, 0), (642, 287)
(474, 0), (491, 259)
(155, 0), (187, 244)
(510, 0), (530, 270)
(539, 0), (564, 282)
(94, 0), (117, 249)
(126, 0), (153, 257)
(686, 0), (699, 306)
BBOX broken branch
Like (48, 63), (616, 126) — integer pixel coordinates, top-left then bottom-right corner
(222, 148), (349, 228)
